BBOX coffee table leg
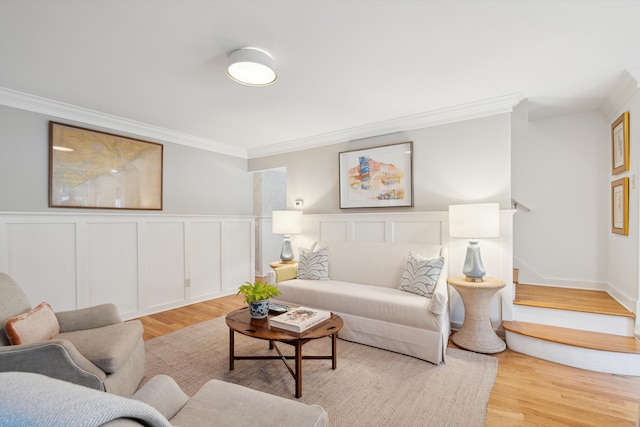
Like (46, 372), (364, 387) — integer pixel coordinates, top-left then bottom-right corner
(229, 328), (235, 371)
(295, 340), (302, 398)
(332, 333), (337, 370)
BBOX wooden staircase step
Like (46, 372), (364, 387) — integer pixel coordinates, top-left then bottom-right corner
(502, 320), (640, 354)
(514, 283), (634, 318)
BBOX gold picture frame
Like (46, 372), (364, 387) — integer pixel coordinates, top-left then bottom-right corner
(49, 122), (163, 210)
(611, 112), (629, 175)
(611, 177), (629, 235)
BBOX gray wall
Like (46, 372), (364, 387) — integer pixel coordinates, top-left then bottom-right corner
(249, 113), (512, 212)
(0, 106), (253, 215)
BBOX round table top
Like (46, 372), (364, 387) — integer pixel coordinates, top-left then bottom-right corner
(225, 307), (343, 341)
(447, 276), (505, 289)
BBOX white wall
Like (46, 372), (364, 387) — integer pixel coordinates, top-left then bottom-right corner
(253, 169), (287, 276)
(249, 114), (512, 213)
(0, 106), (256, 318)
(0, 213), (255, 319)
(512, 110), (610, 288)
(0, 106), (254, 215)
(250, 113), (514, 325)
(606, 90), (640, 314)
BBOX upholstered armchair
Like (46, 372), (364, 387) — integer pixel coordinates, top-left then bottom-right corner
(0, 273), (145, 396)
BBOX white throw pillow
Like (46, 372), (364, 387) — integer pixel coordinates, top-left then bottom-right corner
(297, 246), (329, 280)
(399, 251), (444, 297)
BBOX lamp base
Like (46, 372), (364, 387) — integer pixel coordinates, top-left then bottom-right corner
(462, 240), (486, 282)
(280, 235), (294, 262)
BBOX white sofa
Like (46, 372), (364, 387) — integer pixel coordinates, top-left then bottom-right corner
(268, 241), (450, 364)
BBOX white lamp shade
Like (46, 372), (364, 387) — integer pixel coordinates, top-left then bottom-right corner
(272, 210), (303, 235)
(449, 203), (500, 238)
(227, 48), (277, 86)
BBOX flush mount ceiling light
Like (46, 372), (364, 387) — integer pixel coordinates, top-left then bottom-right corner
(227, 47), (277, 86)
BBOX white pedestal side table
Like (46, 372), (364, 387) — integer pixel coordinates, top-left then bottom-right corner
(448, 276), (506, 354)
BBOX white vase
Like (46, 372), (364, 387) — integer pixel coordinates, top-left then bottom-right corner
(249, 299), (269, 319)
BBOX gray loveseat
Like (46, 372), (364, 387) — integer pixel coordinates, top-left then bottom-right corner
(0, 372), (329, 427)
(0, 272), (145, 396)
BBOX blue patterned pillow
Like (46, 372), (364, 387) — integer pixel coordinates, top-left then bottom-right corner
(297, 246), (329, 280)
(399, 252), (444, 297)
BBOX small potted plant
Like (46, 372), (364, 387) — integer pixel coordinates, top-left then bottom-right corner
(237, 281), (282, 319)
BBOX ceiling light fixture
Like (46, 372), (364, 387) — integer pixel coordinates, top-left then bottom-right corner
(227, 47), (277, 86)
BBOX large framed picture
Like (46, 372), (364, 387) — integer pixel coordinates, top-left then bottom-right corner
(611, 111), (629, 175)
(611, 177), (629, 235)
(49, 122), (163, 210)
(339, 141), (413, 209)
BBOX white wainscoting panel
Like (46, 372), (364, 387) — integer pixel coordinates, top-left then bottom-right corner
(145, 222), (186, 310)
(87, 222), (139, 314)
(0, 213), (255, 319)
(189, 222), (222, 299)
(221, 221), (254, 292)
(5, 222), (77, 311)
(353, 221), (386, 242)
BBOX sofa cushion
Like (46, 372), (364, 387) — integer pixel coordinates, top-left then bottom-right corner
(5, 302), (60, 345)
(57, 320), (144, 374)
(319, 241), (442, 288)
(297, 246), (329, 280)
(399, 252), (444, 297)
(276, 279), (444, 331)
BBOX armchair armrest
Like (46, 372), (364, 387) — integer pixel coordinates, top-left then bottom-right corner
(56, 303), (123, 332)
(132, 375), (189, 420)
(0, 339), (107, 390)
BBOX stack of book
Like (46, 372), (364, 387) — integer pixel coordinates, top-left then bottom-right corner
(269, 306), (331, 333)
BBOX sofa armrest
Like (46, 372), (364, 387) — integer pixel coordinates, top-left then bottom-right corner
(56, 304), (123, 332)
(266, 270), (276, 285)
(132, 375), (189, 420)
(0, 339), (107, 390)
(429, 248), (450, 315)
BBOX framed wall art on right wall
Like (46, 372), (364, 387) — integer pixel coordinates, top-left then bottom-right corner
(611, 177), (629, 235)
(611, 111), (629, 175)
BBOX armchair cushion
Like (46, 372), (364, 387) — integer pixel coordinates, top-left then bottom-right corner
(132, 375), (189, 420)
(58, 320), (144, 374)
(5, 302), (60, 345)
(56, 303), (123, 332)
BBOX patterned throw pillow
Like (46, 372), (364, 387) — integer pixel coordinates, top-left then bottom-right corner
(297, 246), (329, 280)
(4, 302), (60, 345)
(399, 252), (444, 297)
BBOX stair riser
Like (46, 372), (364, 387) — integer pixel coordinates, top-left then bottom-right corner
(514, 305), (634, 336)
(505, 331), (640, 376)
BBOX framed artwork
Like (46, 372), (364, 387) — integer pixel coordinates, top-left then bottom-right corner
(611, 111), (629, 175)
(611, 177), (629, 235)
(49, 122), (163, 210)
(339, 141), (413, 209)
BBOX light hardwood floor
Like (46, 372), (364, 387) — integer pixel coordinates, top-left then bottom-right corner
(136, 294), (640, 426)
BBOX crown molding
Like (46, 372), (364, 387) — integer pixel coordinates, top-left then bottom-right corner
(0, 87), (248, 159)
(600, 70), (640, 121)
(248, 93), (524, 159)
(1, 87), (522, 160)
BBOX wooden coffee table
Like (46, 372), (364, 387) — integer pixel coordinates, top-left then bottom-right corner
(226, 307), (343, 398)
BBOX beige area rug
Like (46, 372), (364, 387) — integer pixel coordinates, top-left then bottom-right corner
(143, 317), (498, 427)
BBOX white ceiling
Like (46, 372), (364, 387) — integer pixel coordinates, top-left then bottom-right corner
(2, 0), (640, 158)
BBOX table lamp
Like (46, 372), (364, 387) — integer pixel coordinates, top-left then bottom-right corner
(272, 210), (303, 263)
(448, 203), (500, 282)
